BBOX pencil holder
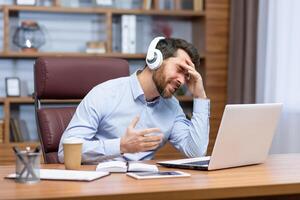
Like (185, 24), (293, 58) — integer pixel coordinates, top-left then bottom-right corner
(15, 148), (41, 184)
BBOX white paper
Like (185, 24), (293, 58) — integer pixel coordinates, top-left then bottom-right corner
(6, 169), (109, 181)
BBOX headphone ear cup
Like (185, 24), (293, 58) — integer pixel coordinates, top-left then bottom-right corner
(148, 49), (163, 70)
(154, 49), (163, 69)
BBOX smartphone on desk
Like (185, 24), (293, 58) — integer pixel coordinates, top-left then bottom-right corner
(126, 171), (190, 180)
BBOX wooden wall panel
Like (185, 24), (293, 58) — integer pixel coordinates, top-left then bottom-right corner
(206, 20), (229, 53)
(206, 0), (230, 20)
(206, 86), (227, 102)
(206, 54), (227, 70)
(205, 0), (229, 154)
(206, 69), (227, 87)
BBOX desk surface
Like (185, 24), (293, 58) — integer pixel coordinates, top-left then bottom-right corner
(1, 154), (300, 200)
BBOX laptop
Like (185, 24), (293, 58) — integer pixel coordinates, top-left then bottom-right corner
(158, 103), (282, 171)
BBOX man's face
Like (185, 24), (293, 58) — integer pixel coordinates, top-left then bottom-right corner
(152, 49), (193, 98)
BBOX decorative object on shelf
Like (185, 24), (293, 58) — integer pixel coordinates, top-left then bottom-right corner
(85, 41), (106, 54)
(153, 21), (173, 38)
(5, 77), (21, 97)
(94, 0), (113, 7)
(15, 0), (36, 5)
(13, 20), (46, 52)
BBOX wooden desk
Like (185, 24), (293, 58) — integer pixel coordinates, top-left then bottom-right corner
(1, 154), (300, 200)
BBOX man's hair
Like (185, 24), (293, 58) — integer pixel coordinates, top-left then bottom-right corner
(156, 38), (200, 69)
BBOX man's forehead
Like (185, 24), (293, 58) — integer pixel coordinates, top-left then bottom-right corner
(175, 49), (192, 62)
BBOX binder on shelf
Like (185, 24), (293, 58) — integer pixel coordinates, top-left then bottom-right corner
(121, 15), (130, 53)
(128, 15), (136, 54)
(121, 15), (136, 54)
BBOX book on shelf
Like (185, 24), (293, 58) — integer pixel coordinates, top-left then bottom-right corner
(10, 118), (23, 142)
(154, 0), (175, 10)
(9, 118), (30, 142)
(96, 161), (159, 173)
(143, 0), (152, 9)
(112, 17), (122, 52)
(134, 15), (152, 53)
(85, 41), (106, 54)
(19, 119), (30, 141)
(193, 0), (204, 11)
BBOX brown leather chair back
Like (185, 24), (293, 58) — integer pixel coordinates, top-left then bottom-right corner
(34, 57), (129, 163)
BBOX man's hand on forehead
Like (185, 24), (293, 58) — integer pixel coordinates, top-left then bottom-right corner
(169, 57), (194, 69)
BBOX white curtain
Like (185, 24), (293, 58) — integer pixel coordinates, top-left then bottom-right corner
(257, 0), (300, 153)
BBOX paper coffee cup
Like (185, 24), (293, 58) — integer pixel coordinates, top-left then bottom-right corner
(63, 138), (83, 170)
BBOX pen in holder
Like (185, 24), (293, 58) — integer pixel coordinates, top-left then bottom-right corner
(13, 146), (41, 184)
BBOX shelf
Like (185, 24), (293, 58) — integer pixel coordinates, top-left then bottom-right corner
(3, 5), (205, 17)
(5, 97), (34, 104)
(0, 51), (205, 59)
(0, 52), (147, 59)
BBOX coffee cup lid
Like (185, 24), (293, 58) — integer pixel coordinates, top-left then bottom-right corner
(63, 138), (83, 144)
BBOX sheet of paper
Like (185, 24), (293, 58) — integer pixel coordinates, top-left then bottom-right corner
(6, 169), (109, 181)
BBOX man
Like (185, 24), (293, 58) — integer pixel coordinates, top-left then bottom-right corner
(58, 37), (210, 163)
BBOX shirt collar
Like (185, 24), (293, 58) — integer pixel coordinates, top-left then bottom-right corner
(130, 70), (160, 105)
(130, 70), (145, 101)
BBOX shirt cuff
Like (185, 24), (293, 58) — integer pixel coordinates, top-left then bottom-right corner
(103, 138), (121, 156)
(193, 98), (210, 116)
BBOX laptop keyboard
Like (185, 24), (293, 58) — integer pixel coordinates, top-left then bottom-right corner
(184, 159), (210, 166)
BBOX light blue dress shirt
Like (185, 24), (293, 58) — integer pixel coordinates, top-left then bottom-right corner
(58, 71), (210, 163)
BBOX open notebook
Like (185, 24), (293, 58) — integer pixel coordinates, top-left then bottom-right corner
(6, 169), (109, 182)
(96, 161), (159, 173)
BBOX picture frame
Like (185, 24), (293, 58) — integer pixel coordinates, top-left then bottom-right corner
(5, 77), (21, 97)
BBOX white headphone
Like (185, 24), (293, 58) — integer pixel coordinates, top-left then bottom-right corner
(146, 36), (165, 70)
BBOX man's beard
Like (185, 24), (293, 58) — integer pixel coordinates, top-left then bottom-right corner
(152, 69), (178, 98)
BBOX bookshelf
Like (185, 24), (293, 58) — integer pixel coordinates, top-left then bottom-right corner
(0, 0), (229, 164)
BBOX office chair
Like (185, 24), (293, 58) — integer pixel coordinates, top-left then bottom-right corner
(34, 57), (129, 163)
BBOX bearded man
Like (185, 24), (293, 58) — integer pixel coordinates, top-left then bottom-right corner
(58, 37), (210, 163)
